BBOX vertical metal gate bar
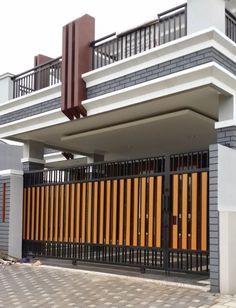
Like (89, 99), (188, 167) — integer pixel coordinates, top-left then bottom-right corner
(23, 188), (27, 240)
(26, 188), (31, 240)
(163, 155), (170, 272)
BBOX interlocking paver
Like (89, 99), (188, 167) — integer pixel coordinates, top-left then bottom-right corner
(0, 264), (235, 307)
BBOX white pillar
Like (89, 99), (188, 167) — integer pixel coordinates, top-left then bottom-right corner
(187, 0), (226, 35)
(0, 73), (14, 103)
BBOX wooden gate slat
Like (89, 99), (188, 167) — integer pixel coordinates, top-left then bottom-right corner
(105, 180), (111, 245)
(35, 187), (40, 241)
(140, 177), (146, 247)
(93, 182), (98, 244)
(156, 176), (162, 248)
(70, 184), (75, 243)
(172, 175), (179, 249)
(81, 183), (86, 243)
(59, 185), (64, 242)
(182, 174), (188, 250)
(126, 179), (131, 246)
(87, 182), (92, 243)
(54, 185), (59, 241)
(75, 183), (81, 243)
(191, 173), (198, 250)
(40, 187), (45, 241)
(44, 186), (49, 241)
(148, 177), (154, 247)
(112, 180), (118, 245)
(133, 178), (138, 246)
(118, 179), (124, 245)
(30, 187), (35, 240)
(26, 188), (31, 240)
(201, 172), (208, 251)
(99, 181), (105, 244)
(49, 186), (54, 242)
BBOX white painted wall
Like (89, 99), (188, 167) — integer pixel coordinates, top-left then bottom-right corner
(187, 0), (225, 35)
(0, 73), (13, 104)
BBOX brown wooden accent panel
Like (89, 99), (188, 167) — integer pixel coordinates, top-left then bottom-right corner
(40, 187), (45, 241)
(148, 177), (154, 247)
(81, 183), (86, 243)
(201, 172), (208, 251)
(87, 182), (92, 243)
(49, 186), (54, 241)
(23, 188), (27, 240)
(64, 184), (70, 242)
(61, 15), (95, 120)
(105, 180), (111, 245)
(30, 187), (36, 240)
(44, 186), (49, 241)
(70, 184), (75, 242)
(99, 181), (105, 244)
(59, 185), (64, 242)
(35, 187), (40, 241)
(118, 179), (124, 245)
(172, 175), (179, 249)
(155, 176), (162, 248)
(112, 180), (118, 245)
(26, 188), (31, 240)
(182, 174), (188, 249)
(93, 182), (98, 244)
(126, 179), (131, 246)
(140, 177), (146, 247)
(54, 185), (59, 242)
(133, 178), (139, 246)
(75, 183), (81, 243)
(191, 173), (198, 250)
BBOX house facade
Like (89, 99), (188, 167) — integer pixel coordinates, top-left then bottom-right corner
(0, 0), (236, 294)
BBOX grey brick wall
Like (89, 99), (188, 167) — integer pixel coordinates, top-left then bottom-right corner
(0, 97), (61, 125)
(217, 126), (236, 149)
(87, 47), (236, 99)
(0, 176), (10, 255)
(23, 162), (44, 171)
(209, 144), (219, 293)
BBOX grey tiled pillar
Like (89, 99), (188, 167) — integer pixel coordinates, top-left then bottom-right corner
(22, 141), (45, 171)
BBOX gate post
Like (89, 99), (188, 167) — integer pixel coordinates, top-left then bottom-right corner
(163, 155), (170, 273)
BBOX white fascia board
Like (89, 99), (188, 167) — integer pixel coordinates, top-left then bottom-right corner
(82, 28), (236, 88)
(0, 169), (23, 176)
(0, 83), (61, 115)
(0, 109), (69, 139)
(82, 63), (236, 116)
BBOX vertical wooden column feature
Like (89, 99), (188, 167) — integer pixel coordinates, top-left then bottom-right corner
(156, 176), (162, 248)
(172, 175), (179, 249)
(191, 173), (198, 250)
(148, 177), (154, 247)
(112, 180), (118, 245)
(140, 178), (146, 247)
(133, 178), (138, 246)
(40, 187), (45, 241)
(87, 182), (92, 243)
(54, 185), (59, 242)
(61, 15), (95, 120)
(26, 188), (31, 240)
(59, 185), (64, 242)
(23, 188), (27, 240)
(64, 184), (70, 242)
(105, 181), (111, 245)
(182, 174), (188, 249)
(49, 186), (54, 242)
(30, 187), (36, 240)
(44, 186), (49, 241)
(35, 187), (40, 241)
(81, 183), (86, 243)
(119, 179), (124, 245)
(75, 183), (81, 243)
(201, 172), (208, 251)
(99, 181), (105, 244)
(70, 184), (75, 243)
(126, 179), (131, 246)
(93, 182), (98, 244)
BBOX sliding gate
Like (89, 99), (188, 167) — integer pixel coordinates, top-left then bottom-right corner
(22, 151), (209, 274)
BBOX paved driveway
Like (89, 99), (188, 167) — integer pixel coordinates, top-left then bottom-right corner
(0, 263), (235, 307)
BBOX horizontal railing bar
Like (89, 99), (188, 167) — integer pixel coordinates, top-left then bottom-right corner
(225, 8), (236, 22)
(90, 32), (116, 46)
(158, 3), (187, 18)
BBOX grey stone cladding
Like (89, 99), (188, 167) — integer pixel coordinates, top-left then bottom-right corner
(0, 97), (61, 125)
(23, 162), (44, 171)
(87, 47), (236, 99)
(217, 126), (236, 149)
(209, 144), (219, 293)
(0, 176), (10, 255)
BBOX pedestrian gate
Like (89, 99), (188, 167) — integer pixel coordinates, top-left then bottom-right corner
(22, 151), (209, 274)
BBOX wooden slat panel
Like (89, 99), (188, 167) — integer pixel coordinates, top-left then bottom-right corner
(133, 178), (138, 246)
(81, 183), (86, 243)
(23, 188), (27, 240)
(54, 185), (59, 241)
(191, 173), (198, 250)
(70, 184), (75, 242)
(148, 177), (154, 247)
(26, 188), (31, 240)
(201, 172), (208, 251)
(112, 180), (118, 245)
(155, 176), (162, 248)
(87, 182), (92, 243)
(118, 179), (124, 245)
(35, 187), (40, 241)
(59, 185), (64, 242)
(126, 179), (131, 246)
(182, 174), (188, 250)
(140, 177), (146, 247)
(30, 187), (36, 240)
(44, 186), (49, 241)
(99, 181), (105, 244)
(105, 180), (111, 245)
(64, 184), (70, 242)
(75, 183), (81, 243)
(40, 187), (45, 241)
(49, 186), (54, 241)
(93, 182), (98, 244)
(172, 175), (179, 249)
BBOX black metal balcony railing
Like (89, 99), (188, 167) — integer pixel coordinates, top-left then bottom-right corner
(90, 4), (187, 70)
(12, 57), (62, 99)
(226, 9), (236, 43)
